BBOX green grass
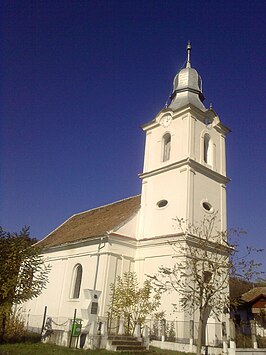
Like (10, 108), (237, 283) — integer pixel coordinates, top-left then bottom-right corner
(0, 343), (193, 355)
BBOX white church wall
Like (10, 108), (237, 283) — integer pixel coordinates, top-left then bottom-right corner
(99, 252), (136, 316)
(135, 235), (228, 327)
(114, 211), (139, 237)
(142, 109), (226, 178)
(138, 168), (187, 238)
(97, 253), (122, 317)
(23, 257), (67, 318)
(23, 242), (112, 322)
(134, 240), (185, 318)
(107, 236), (136, 259)
(192, 173), (225, 232)
(142, 112), (189, 174)
(193, 117), (224, 174)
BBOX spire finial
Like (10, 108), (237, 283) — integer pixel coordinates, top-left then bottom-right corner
(186, 41), (191, 68)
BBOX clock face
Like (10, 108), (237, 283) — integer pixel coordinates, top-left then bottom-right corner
(161, 114), (172, 127)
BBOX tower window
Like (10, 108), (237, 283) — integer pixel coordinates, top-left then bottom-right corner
(157, 199), (168, 208)
(71, 264), (83, 299)
(203, 134), (211, 164)
(162, 133), (171, 162)
(202, 201), (213, 212)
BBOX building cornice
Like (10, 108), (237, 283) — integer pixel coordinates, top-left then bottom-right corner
(140, 104), (230, 136)
(139, 158), (229, 184)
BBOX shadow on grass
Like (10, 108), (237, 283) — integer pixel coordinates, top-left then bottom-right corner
(1, 332), (41, 345)
(0, 342), (195, 355)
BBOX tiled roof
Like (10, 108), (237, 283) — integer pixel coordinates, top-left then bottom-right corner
(241, 287), (266, 303)
(37, 195), (141, 249)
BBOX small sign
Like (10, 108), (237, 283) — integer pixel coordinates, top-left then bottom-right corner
(91, 302), (98, 315)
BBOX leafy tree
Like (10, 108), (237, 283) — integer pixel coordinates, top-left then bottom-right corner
(109, 271), (160, 335)
(0, 226), (50, 343)
(148, 213), (264, 355)
(229, 277), (253, 305)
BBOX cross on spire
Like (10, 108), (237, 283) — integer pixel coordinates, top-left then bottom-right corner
(186, 41), (192, 68)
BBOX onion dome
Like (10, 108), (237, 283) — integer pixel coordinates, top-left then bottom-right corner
(168, 42), (206, 111)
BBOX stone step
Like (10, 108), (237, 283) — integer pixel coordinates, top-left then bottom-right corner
(107, 334), (148, 352)
(108, 335), (138, 341)
(111, 340), (142, 346)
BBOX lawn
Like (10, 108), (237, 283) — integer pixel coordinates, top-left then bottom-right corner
(0, 343), (193, 355)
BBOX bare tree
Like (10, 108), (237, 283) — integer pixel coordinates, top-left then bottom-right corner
(148, 213), (263, 355)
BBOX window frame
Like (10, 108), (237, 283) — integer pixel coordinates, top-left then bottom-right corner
(70, 263), (83, 299)
(162, 132), (171, 162)
(202, 132), (213, 166)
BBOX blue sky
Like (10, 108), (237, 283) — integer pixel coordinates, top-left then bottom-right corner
(1, 1), (265, 270)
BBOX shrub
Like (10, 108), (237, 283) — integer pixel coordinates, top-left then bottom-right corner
(3, 310), (27, 343)
(257, 335), (266, 348)
(0, 309), (40, 343)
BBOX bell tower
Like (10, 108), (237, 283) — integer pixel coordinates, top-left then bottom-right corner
(137, 43), (230, 239)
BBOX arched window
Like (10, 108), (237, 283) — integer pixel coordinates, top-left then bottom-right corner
(71, 264), (83, 299)
(163, 133), (171, 162)
(203, 134), (211, 164)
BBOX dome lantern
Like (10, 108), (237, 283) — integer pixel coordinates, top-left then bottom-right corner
(169, 42), (205, 111)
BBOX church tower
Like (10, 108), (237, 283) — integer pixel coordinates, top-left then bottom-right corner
(138, 42), (230, 240)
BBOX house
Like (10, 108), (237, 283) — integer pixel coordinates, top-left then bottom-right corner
(234, 287), (266, 323)
(232, 287), (266, 341)
(23, 43), (231, 346)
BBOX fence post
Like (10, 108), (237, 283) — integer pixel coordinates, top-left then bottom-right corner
(143, 325), (149, 350)
(250, 320), (258, 349)
(118, 318), (125, 335)
(101, 321), (107, 336)
(222, 321), (228, 355)
(189, 320), (194, 352)
(89, 320), (97, 336)
(161, 319), (166, 342)
(134, 323), (141, 338)
(69, 308), (77, 348)
(229, 319), (236, 349)
(40, 306), (47, 336)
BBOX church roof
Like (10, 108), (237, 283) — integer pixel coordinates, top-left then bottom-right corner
(241, 287), (266, 303)
(37, 195), (141, 249)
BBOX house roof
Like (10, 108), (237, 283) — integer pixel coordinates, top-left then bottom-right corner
(37, 195), (141, 249)
(241, 287), (266, 303)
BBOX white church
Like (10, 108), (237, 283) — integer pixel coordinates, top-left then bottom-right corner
(24, 43), (231, 346)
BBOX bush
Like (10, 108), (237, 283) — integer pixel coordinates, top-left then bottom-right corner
(257, 335), (266, 348)
(4, 311), (26, 342)
(235, 332), (252, 348)
(1, 309), (41, 344)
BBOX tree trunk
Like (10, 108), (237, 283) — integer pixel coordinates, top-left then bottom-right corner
(0, 304), (12, 344)
(0, 314), (7, 344)
(196, 307), (205, 355)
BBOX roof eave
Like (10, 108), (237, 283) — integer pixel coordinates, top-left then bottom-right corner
(41, 234), (108, 252)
